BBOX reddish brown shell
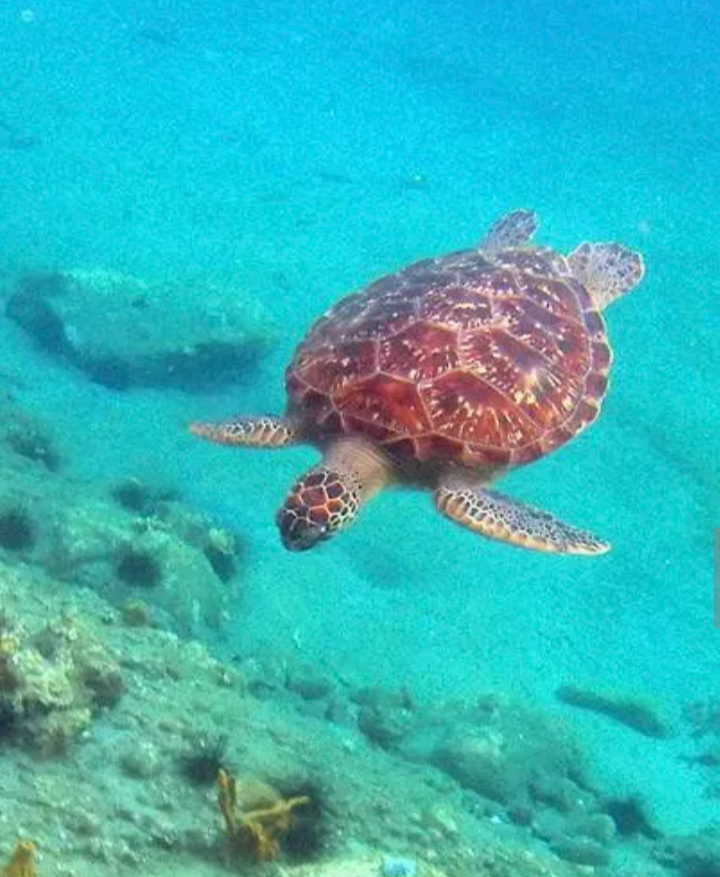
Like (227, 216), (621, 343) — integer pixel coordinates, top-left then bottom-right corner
(286, 246), (612, 468)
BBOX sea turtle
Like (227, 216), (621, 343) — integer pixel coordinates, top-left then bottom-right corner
(191, 210), (644, 555)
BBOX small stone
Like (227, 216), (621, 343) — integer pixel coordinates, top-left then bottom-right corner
(70, 811), (103, 837)
(571, 812), (616, 844)
(121, 598), (153, 627)
(382, 855), (418, 877)
(326, 695), (353, 724)
(85, 837), (111, 862)
(286, 664), (334, 700)
(552, 836), (611, 867)
(423, 806), (458, 837)
(119, 741), (161, 779)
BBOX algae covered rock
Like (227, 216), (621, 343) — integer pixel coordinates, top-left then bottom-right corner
(46, 498), (235, 635)
(432, 724), (513, 802)
(355, 687), (418, 748)
(556, 682), (672, 737)
(405, 696), (586, 808)
(6, 268), (277, 390)
(0, 612), (123, 754)
(2, 399), (63, 472)
(550, 835), (610, 867)
(655, 829), (720, 876)
(286, 663), (336, 701)
(0, 445), (240, 637)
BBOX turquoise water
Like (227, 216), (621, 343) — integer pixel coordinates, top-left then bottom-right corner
(1, 0), (718, 848)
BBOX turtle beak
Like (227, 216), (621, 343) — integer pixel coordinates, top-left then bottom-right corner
(276, 507), (330, 551)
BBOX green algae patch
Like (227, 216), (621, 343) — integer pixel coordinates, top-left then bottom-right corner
(556, 683), (672, 738)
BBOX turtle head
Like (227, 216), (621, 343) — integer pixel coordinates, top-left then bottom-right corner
(276, 466), (361, 551)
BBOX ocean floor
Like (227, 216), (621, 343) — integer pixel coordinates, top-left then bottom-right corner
(0, 538), (716, 877)
(0, 391), (718, 877)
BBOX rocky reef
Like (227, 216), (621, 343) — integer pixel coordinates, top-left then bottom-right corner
(0, 392), (241, 636)
(0, 559), (610, 877)
(239, 656), (621, 870)
(2, 554), (715, 877)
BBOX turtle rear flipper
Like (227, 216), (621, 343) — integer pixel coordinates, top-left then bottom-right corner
(569, 241), (645, 310)
(480, 209), (539, 253)
(435, 482), (609, 555)
(189, 414), (300, 448)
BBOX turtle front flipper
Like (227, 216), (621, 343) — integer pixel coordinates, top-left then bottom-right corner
(435, 481), (609, 556)
(189, 414), (301, 448)
(568, 241), (645, 310)
(480, 209), (539, 254)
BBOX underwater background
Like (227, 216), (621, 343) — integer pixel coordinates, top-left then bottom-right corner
(0, 0), (718, 875)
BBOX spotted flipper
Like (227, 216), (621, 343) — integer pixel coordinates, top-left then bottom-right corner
(480, 209), (539, 254)
(568, 241), (645, 310)
(189, 414), (300, 448)
(435, 484), (609, 556)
